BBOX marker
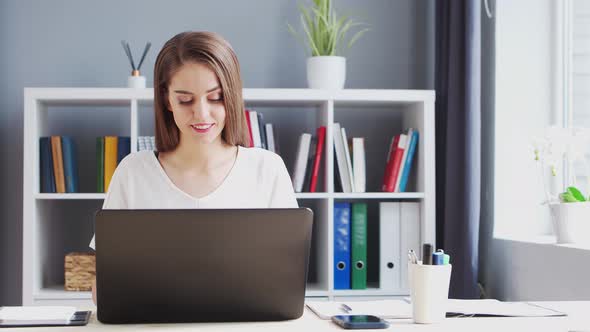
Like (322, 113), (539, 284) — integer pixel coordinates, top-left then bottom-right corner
(443, 254), (450, 265)
(432, 251), (444, 265)
(422, 243), (433, 265)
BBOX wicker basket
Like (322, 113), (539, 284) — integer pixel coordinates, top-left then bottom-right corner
(64, 252), (95, 291)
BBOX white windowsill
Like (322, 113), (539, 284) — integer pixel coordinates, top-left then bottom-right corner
(494, 233), (590, 251)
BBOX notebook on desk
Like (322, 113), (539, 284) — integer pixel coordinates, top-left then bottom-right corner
(95, 208), (314, 324)
(0, 307), (91, 328)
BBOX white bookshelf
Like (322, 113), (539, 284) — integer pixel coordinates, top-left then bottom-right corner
(23, 88), (435, 305)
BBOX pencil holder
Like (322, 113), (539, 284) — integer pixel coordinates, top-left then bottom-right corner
(128, 70), (146, 88)
(408, 263), (452, 324)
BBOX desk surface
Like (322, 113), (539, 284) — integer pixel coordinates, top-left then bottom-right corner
(2, 302), (589, 332)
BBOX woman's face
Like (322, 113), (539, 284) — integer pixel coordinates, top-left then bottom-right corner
(167, 62), (226, 147)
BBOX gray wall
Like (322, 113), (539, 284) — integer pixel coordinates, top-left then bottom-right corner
(0, 0), (434, 305)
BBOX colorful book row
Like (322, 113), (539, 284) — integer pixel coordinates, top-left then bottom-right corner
(96, 136), (130, 193)
(138, 136), (156, 151)
(382, 128), (419, 192)
(334, 201), (420, 291)
(244, 109), (278, 153)
(40, 136), (79, 193)
(334, 123), (366, 193)
(292, 126), (326, 193)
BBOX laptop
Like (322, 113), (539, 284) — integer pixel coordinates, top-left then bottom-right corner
(94, 208), (313, 324)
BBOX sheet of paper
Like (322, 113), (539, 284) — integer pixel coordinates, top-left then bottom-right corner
(446, 299), (566, 317)
(306, 300), (412, 319)
(0, 306), (76, 323)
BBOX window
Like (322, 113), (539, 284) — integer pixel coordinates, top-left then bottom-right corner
(569, 0), (590, 196)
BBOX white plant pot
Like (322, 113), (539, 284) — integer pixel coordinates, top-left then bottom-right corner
(306, 56), (346, 89)
(549, 202), (590, 244)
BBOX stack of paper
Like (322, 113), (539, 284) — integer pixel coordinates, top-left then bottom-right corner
(306, 300), (412, 319)
(446, 299), (566, 317)
(0, 306), (76, 325)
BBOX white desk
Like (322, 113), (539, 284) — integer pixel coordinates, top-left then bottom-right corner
(3, 302), (589, 331)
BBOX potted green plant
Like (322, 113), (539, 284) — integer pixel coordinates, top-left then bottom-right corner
(533, 126), (590, 244)
(287, 0), (369, 89)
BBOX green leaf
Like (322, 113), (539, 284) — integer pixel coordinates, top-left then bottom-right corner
(300, 14), (320, 56)
(560, 192), (579, 203)
(567, 186), (586, 202)
(347, 27), (370, 49)
(289, 0), (368, 56)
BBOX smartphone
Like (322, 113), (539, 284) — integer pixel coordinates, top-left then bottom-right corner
(331, 315), (390, 329)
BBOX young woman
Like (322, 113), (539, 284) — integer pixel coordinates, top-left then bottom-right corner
(90, 31), (297, 304)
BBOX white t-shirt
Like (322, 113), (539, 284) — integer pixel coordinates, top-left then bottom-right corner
(89, 146), (298, 249)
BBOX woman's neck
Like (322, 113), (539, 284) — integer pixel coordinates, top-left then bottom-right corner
(163, 136), (236, 173)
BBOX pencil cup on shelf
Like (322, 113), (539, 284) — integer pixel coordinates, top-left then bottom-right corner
(408, 263), (452, 324)
(128, 70), (146, 88)
(121, 40), (151, 89)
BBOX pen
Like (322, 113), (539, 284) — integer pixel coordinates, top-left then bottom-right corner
(422, 243), (433, 265)
(443, 254), (450, 265)
(340, 303), (352, 314)
(407, 249), (418, 264)
(432, 251), (444, 265)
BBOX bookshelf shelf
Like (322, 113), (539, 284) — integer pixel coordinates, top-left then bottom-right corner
(332, 193), (425, 200)
(23, 88), (435, 305)
(35, 193), (106, 200)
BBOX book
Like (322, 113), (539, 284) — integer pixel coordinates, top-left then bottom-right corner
(381, 135), (398, 192)
(248, 110), (262, 148)
(292, 133), (312, 192)
(334, 160), (343, 193)
(383, 134), (407, 192)
(302, 137), (316, 192)
(39, 137), (56, 193)
(398, 130), (419, 192)
(341, 127), (355, 192)
(265, 123), (276, 153)
(61, 136), (78, 193)
(352, 137), (366, 193)
(379, 202), (401, 291)
(137, 136), (145, 151)
(257, 112), (267, 150)
(310, 126), (326, 193)
(245, 110), (254, 147)
(104, 136), (118, 191)
(50, 136), (66, 194)
(394, 129), (412, 192)
(96, 137), (104, 193)
(351, 202), (367, 289)
(117, 136), (131, 164)
(334, 202), (351, 289)
(333, 123), (352, 192)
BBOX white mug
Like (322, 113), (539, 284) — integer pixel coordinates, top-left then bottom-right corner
(408, 263), (452, 324)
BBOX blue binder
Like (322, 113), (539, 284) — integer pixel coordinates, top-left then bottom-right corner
(117, 136), (131, 164)
(40, 137), (56, 193)
(61, 136), (79, 193)
(399, 130), (419, 192)
(334, 202), (351, 289)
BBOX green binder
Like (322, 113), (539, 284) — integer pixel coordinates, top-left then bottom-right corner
(351, 202), (367, 289)
(96, 137), (104, 193)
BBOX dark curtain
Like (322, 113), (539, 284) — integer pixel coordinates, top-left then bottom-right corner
(435, 0), (482, 299)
